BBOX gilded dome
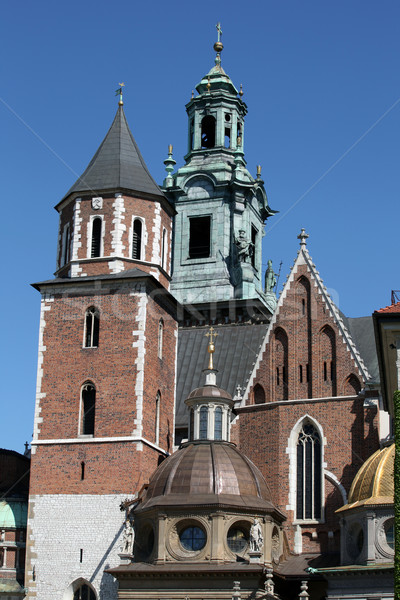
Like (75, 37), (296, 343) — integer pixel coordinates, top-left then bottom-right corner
(338, 443), (394, 512)
(136, 441), (282, 517)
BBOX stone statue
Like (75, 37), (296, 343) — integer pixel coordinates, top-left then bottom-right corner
(264, 260), (276, 293)
(249, 518), (263, 552)
(235, 230), (253, 263)
(122, 515), (134, 555)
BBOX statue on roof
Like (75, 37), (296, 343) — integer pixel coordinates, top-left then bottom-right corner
(265, 260), (276, 293)
(250, 518), (263, 552)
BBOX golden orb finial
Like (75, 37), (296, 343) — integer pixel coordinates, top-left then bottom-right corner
(205, 326), (218, 370)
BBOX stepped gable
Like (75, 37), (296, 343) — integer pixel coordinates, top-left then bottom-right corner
(61, 105), (165, 202)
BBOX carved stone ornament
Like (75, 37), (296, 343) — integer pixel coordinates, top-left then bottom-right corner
(92, 197), (103, 210)
(249, 518), (263, 552)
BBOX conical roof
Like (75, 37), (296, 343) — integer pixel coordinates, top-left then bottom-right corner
(62, 106), (164, 201)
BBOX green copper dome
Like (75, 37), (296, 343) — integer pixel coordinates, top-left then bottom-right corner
(0, 500), (27, 528)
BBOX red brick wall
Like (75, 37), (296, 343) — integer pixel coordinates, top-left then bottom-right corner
(56, 193), (173, 284)
(31, 279), (177, 496)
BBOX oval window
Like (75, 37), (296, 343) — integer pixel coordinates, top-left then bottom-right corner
(179, 526), (206, 551)
(227, 527), (248, 553)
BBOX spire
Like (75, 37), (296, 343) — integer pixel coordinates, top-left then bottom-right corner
(204, 327), (218, 386)
(62, 105), (165, 201)
(214, 22), (223, 66)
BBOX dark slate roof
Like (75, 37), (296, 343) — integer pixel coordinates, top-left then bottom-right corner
(62, 106), (164, 201)
(175, 323), (268, 429)
(341, 315), (379, 383)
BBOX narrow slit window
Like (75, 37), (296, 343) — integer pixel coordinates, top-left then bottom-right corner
(91, 217), (102, 258)
(155, 392), (161, 445)
(189, 216), (211, 259)
(158, 319), (164, 359)
(132, 219), (143, 260)
(251, 225), (257, 269)
(161, 229), (167, 270)
(276, 367), (280, 386)
(299, 365), (303, 383)
(84, 307), (99, 348)
(80, 461), (85, 481)
(62, 223), (71, 266)
(323, 361), (327, 381)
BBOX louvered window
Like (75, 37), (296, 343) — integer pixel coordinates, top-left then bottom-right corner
(91, 217), (102, 258)
(132, 219), (142, 260)
(84, 307), (99, 348)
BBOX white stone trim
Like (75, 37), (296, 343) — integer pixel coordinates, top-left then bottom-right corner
(72, 199), (82, 261)
(131, 285), (147, 439)
(32, 295), (54, 450)
(110, 194), (126, 258)
(31, 435), (168, 454)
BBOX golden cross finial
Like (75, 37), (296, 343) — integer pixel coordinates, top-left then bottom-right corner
(205, 327), (218, 370)
(216, 22), (222, 43)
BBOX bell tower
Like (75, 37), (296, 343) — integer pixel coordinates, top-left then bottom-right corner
(163, 26), (276, 311)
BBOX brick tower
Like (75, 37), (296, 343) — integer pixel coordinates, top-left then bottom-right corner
(26, 93), (178, 600)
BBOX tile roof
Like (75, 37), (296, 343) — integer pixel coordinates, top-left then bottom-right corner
(62, 106), (165, 201)
(375, 302), (400, 314)
(175, 323), (268, 428)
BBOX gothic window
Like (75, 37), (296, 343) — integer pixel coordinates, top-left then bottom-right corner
(189, 216), (211, 259)
(91, 217), (102, 258)
(201, 115), (215, 149)
(84, 307), (99, 348)
(81, 382), (96, 436)
(254, 384), (265, 405)
(132, 219), (143, 260)
(73, 584), (96, 600)
(274, 328), (288, 400)
(199, 406), (208, 440)
(214, 406), (222, 440)
(224, 114), (231, 148)
(296, 422), (322, 521)
(158, 319), (164, 359)
(155, 391), (161, 445)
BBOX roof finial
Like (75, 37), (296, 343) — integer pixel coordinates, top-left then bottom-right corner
(297, 228), (309, 247)
(115, 82), (125, 106)
(205, 326), (218, 370)
(239, 83), (244, 97)
(163, 144), (176, 188)
(214, 22), (223, 65)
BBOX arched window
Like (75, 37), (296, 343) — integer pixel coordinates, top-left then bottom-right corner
(319, 325), (337, 396)
(91, 217), (102, 258)
(73, 584), (96, 600)
(84, 307), (99, 348)
(81, 382), (96, 436)
(254, 384), (265, 405)
(214, 407), (222, 440)
(61, 223), (71, 266)
(158, 319), (163, 359)
(161, 228), (167, 270)
(155, 391), (161, 445)
(201, 115), (216, 149)
(132, 219), (143, 260)
(199, 406), (208, 440)
(296, 422), (322, 520)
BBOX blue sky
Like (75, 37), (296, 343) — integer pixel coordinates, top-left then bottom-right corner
(1, 1), (399, 452)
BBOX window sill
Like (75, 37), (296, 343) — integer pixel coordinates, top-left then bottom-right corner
(78, 434), (94, 439)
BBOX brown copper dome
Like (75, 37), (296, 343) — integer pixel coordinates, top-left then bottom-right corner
(136, 441), (283, 517)
(186, 384), (232, 401)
